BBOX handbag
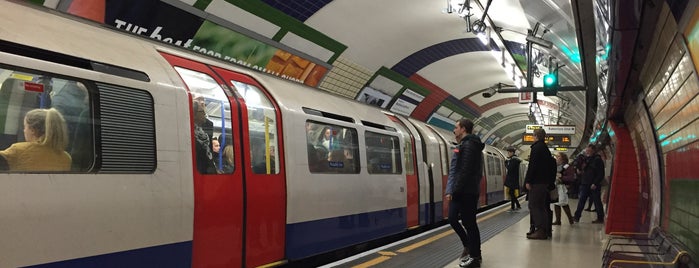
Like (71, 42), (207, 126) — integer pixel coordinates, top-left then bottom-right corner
(555, 184), (569, 206)
(549, 187), (559, 201)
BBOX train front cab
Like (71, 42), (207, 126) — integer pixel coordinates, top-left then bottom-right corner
(160, 52), (286, 268)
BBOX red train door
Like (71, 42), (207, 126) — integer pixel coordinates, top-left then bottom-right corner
(210, 66), (286, 268)
(159, 52), (245, 267)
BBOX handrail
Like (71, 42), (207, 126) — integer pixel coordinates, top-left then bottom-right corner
(607, 251), (690, 267)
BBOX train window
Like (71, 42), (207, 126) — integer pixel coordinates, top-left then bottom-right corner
(487, 155), (495, 175)
(494, 156), (502, 176)
(439, 143), (448, 176)
(231, 81), (279, 174)
(387, 120), (414, 175)
(305, 121), (359, 174)
(0, 68), (93, 172)
(175, 67), (234, 174)
(403, 139), (415, 175)
(365, 132), (402, 174)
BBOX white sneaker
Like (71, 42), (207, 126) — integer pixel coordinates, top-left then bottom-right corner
(459, 256), (474, 267)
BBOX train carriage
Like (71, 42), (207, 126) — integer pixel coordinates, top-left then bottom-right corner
(0, 2), (514, 267)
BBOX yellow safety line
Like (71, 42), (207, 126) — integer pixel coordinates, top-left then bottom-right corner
(378, 251), (397, 256)
(256, 260), (287, 268)
(397, 230), (453, 253)
(351, 256), (392, 268)
(357, 205), (512, 266)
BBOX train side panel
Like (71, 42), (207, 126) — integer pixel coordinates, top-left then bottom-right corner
(0, 3), (195, 266)
(254, 75), (408, 259)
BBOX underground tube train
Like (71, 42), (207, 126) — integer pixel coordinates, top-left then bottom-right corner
(0, 2), (523, 267)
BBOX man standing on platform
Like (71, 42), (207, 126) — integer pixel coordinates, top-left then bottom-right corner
(524, 128), (555, 239)
(573, 144), (606, 223)
(451, 119), (485, 268)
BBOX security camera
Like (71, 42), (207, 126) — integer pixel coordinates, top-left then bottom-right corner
(482, 87), (497, 98)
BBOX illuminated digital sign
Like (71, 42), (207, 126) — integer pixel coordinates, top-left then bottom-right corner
(521, 134), (571, 146)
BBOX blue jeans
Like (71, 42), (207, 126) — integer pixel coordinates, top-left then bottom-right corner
(448, 193), (481, 258)
(574, 185), (605, 220)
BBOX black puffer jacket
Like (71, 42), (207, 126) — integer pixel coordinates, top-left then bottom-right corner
(452, 134), (485, 195)
(504, 156), (521, 189)
(523, 139), (555, 186)
(580, 154), (604, 185)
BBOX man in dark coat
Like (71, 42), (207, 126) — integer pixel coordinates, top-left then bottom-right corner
(450, 118), (485, 268)
(573, 144), (606, 223)
(524, 128), (555, 239)
(504, 147), (522, 211)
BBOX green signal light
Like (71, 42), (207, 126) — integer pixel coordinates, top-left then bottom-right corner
(543, 73), (558, 96)
(543, 73), (556, 86)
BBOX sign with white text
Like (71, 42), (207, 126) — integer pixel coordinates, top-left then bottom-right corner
(525, 125), (575, 134)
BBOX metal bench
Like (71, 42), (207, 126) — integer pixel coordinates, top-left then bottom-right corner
(602, 227), (692, 267)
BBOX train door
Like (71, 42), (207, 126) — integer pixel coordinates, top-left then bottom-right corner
(406, 118), (443, 224)
(386, 114), (419, 228)
(160, 53), (245, 267)
(209, 66), (286, 267)
(426, 126), (452, 220)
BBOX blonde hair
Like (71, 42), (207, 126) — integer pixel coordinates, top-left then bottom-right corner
(24, 108), (68, 151)
(223, 144), (234, 164)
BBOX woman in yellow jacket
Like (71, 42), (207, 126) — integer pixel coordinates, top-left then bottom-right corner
(0, 108), (71, 171)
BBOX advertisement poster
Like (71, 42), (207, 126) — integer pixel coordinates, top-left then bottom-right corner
(684, 7), (699, 73)
(62, 0), (327, 87)
(356, 87), (391, 108)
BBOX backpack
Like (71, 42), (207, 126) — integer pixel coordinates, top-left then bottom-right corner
(560, 164), (576, 184)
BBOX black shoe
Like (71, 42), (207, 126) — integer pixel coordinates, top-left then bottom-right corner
(584, 208), (592, 211)
(526, 230), (548, 240)
(592, 219), (604, 224)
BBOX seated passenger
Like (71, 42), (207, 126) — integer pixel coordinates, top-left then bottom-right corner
(317, 127), (332, 151)
(0, 108), (71, 171)
(221, 144), (234, 174)
(308, 144), (328, 173)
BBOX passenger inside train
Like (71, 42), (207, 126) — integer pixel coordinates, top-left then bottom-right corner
(192, 98), (217, 174)
(0, 69), (92, 172)
(0, 108), (71, 171)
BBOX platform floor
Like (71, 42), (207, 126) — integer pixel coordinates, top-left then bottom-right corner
(444, 198), (606, 267)
(322, 198), (608, 268)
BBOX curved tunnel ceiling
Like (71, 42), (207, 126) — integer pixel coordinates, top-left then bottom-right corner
(289, 0), (593, 154)
(57, 0), (596, 155)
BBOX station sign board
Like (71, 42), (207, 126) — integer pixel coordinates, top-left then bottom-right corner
(525, 125), (575, 135)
